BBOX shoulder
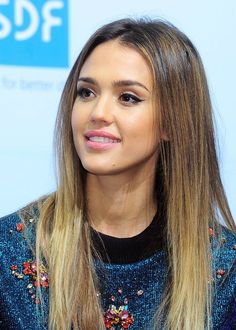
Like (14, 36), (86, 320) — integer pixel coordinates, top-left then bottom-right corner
(0, 205), (39, 248)
(0, 210), (28, 256)
(0, 207), (48, 329)
(0, 210), (21, 232)
(211, 225), (236, 329)
(0, 204), (40, 283)
(211, 225), (236, 277)
(0, 195), (52, 256)
(0, 206), (39, 271)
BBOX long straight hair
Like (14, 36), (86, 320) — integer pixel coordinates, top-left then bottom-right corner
(26, 18), (235, 329)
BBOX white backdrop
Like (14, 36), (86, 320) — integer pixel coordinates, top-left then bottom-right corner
(0, 0), (235, 219)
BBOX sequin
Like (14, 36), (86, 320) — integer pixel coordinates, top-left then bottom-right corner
(209, 228), (215, 237)
(10, 265), (17, 271)
(124, 298), (128, 305)
(216, 269), (225, 278)
(137, 289), (144, 296)
(35, 298), (41, 304)
(16, 222), (24, 232)
(221, 237), (226, 244)
(104, 305), (134, 329)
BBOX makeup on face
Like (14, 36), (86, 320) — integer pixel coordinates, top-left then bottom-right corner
(71, 40), (160, 177)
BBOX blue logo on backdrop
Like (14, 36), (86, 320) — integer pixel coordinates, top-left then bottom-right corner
(0, 0), (68, 68)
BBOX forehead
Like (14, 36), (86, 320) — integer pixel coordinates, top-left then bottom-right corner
(79, 40), (153, 88)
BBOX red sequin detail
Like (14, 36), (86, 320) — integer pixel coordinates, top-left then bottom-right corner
(16, 223), (24, 232)
(104, 305), (134, 329)
(23, 261), (30, 268)
(11, 260), (49, 304)
(35, 298), (41, 304)
(209, 228), (215, 237)
(105, 321), (112, 329)
(216, 269), (225, 276)
(10, 265), (17, 271)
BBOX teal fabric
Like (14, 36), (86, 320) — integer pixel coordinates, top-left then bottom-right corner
(0, 211), (235, 329)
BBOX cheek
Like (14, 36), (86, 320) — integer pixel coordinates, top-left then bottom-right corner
(126, 113), (156, 140)
(71, 108), (83, 153)
(133, 118), (159, 152)
(71, 107), (78, 133)
(71, 105), (85, 135)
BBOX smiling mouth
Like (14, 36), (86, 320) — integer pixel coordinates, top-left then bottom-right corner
(87, 136), (120, 143)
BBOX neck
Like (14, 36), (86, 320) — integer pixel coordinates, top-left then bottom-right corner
(86, 171), (157, 238)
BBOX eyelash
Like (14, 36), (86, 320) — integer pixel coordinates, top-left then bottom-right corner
(77, 87), (95, 99)
(77, 87), (143, 105)
(119, 93), (143, 105)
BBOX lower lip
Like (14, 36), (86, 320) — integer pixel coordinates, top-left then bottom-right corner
(85, 139), (121, 150)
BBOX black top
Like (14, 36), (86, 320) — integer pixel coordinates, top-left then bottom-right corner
(91, 213), (166, 264)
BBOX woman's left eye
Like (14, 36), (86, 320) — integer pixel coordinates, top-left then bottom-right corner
(119, 93), (143, 105)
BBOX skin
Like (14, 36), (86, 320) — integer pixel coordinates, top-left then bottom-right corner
(71, 40), (164, 237)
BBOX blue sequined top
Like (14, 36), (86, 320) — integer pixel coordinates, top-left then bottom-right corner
(0, 211), (235, 329)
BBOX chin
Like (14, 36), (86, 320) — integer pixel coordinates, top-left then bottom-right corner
(86, 168), (122, 176)
(80, 161), (121, 176)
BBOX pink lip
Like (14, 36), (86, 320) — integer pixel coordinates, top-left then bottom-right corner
(85, 130), (120, 140)
(84, 130), (121, 151)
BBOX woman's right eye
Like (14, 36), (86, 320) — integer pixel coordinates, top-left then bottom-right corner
(77, 87), (95, 100)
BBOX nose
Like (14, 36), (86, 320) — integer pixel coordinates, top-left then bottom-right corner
(90, 94), (114, 124)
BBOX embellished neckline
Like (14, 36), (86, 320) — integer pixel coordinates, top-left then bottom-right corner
(91, 212), (166, 264)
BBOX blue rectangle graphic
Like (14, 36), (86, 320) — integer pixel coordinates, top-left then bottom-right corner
(0, 0), (68, 68)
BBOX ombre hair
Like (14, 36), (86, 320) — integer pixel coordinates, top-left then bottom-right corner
(22, 18), (235, 329)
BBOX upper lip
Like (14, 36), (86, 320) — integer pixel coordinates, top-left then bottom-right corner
(85, 130), (121, 141)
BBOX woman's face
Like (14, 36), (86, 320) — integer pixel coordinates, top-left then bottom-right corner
(71, 40), (162, 177)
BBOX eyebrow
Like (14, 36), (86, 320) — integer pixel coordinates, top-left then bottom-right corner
(77, 77), (150, 92)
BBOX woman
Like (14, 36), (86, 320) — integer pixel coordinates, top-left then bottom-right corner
(0, 18), (235, 330)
